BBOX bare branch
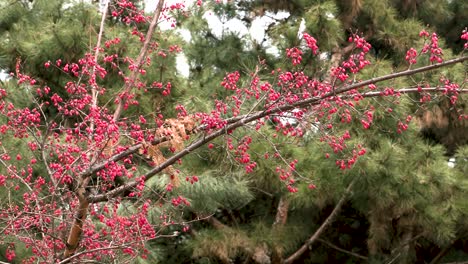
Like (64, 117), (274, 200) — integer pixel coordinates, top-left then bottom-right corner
(91, 0), (109, 106)
(283, 178), (357, 264)
(317, 238), (368, 260)
(113, 0), (166, 121)
(360, 87), (468, 98)
(79, 135), (171, 178)
(59, 244), (134, 264)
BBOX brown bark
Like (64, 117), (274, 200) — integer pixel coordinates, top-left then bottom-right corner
(273, 196), (290, 227)
(271, 196), (290, 264)
(62, 178), (91, 259)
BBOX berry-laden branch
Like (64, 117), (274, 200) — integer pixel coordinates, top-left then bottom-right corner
(222, 56), (468, 126)
(89, 55), (467, 203)
(62, 0), (111, 259)
(62, 0), (166, 260)
(112, 0), (165, 121)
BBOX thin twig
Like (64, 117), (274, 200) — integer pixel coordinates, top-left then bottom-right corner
(113, 0), (166, 121)
(59, 244), (134, 264)
(317, 238), (368, 260)
(91, 0), (109, 106)
(283, 178), (357, 264)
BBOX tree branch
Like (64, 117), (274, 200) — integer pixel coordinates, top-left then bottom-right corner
(271, 195), (290, 263)
(59, 244), (134, 264)
(79, 135), (170, 178)
(360, 87), (468, 98)
(223, 56), (468, 126)
(62, 1), (166, 259)
(206, 215), (228, 230)
(282, 178), (357, 264)
(326, 56), (468, 97)
(89, 56), (467, 203)
(91, 0), (109, 106)
(317, 238), (368, 260)
(113, 0), (165, 121)
(429, 240), (457, 264)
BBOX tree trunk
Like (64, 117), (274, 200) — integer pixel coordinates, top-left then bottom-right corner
(62, 178), (90, 259)
(399, 225), (415, 264)
(271, 196), (290, 264)
(273, 196), (290, 227)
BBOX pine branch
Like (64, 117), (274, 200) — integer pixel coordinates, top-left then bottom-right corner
(282, 178), (357, 264)
(385, 231), (424, 264)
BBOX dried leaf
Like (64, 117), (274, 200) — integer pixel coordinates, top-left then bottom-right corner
(141, 115), (197, 187)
